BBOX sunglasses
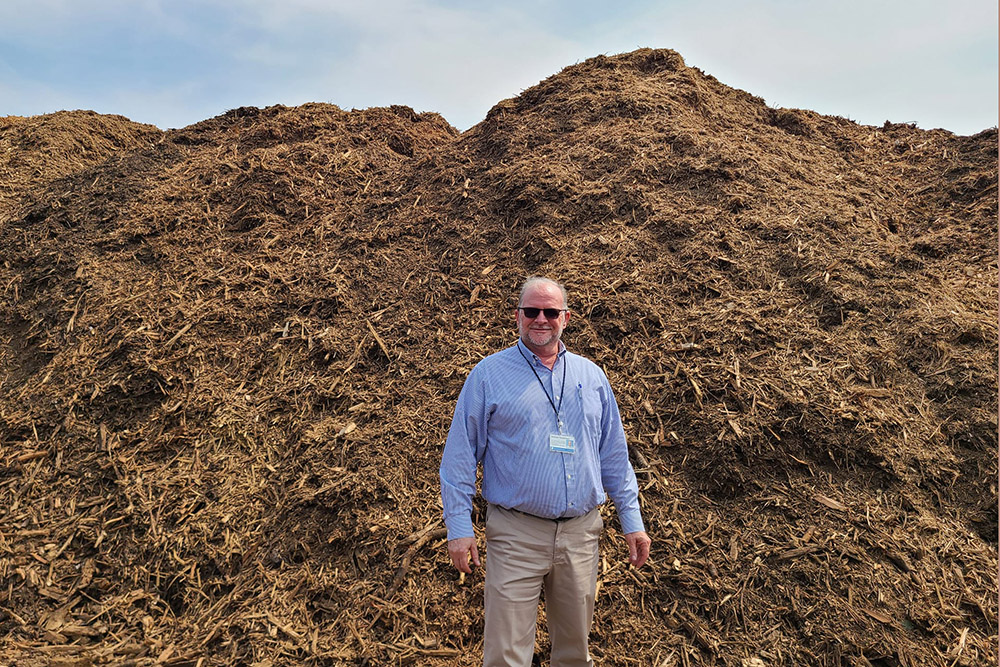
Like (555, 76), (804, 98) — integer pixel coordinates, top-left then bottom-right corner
(518, 307), (567, 319)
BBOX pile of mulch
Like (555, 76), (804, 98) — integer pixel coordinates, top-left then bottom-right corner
(0, 49), (995, 666)
(0, 111), (161, 223)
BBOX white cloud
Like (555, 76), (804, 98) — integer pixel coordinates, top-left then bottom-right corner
(199, 0), (585, 128)
(0, 0), (994, 133)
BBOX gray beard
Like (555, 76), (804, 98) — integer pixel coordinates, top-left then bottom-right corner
(523, 330), (560, 349)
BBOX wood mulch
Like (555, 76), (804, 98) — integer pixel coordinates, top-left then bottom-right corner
(1, 49), (996, 666)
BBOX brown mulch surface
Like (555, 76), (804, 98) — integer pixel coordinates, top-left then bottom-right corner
(1, 49), (996, 666)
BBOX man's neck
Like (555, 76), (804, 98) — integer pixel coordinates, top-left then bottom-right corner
(522, 340), (561, 370)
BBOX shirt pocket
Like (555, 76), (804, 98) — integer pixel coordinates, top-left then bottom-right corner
(580, 388), (604, 442)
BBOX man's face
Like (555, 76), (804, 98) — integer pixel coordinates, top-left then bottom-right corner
(516, 282), (570, 351)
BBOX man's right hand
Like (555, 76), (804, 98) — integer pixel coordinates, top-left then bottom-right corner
(447, 537), (480, 573)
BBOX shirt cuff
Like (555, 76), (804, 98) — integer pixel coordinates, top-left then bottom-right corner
(445, 514), (475, 541)
(618, 509), (645, 535)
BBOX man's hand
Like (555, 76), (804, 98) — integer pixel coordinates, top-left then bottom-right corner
(447, 537), (480, 573)
(624, 531), (651, 569)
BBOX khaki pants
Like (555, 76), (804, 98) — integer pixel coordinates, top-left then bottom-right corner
(483, 504), (602, 667)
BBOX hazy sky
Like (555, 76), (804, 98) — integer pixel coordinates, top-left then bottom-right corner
(1, 0), (996, 135)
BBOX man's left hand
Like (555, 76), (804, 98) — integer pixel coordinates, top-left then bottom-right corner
(624, 531), (651, 568)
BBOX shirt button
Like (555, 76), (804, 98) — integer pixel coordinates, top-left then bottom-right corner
(567, 474), (572, 479)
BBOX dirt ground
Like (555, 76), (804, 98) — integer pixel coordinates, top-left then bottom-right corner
(0, 49), (996, 666)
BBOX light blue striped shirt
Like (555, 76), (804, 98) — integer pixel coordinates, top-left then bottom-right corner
(440, 340), (644, 540)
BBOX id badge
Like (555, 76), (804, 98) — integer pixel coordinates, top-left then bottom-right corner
(549, 433), (576, 454)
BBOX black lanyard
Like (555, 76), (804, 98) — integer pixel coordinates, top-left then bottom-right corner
(517, 344), (567, 427)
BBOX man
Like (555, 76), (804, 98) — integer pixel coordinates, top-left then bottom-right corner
(440, 276), (651, 667)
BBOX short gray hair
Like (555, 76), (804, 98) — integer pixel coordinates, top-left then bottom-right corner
(518, 276), (568, 309)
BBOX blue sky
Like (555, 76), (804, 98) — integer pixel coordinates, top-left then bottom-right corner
(1, 0), (996, 135)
